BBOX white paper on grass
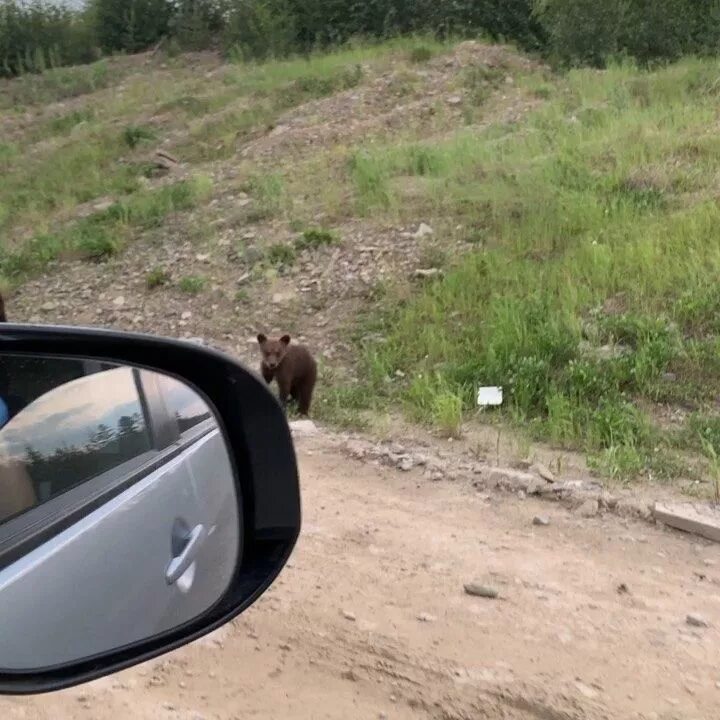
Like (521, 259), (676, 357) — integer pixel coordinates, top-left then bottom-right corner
(477, 386), (503, 407)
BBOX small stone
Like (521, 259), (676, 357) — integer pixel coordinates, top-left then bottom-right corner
(703, 559), (716, 567)
(412, 268), (444, 280)
(181, 311), (192, 320)
(237, 272), (251, 285)
(575, 681), (598, 699)
(40, 301), (57, 312)
(340, 669), (358, 681)
(464, 583), (498, 599)
(715, 680), (720, 689)
(430, 471), (444, 482)
(397, 456), (414, 472)
(578, 498), (599, 518)
(446, 95), (463, 105)
(195, 253), (210, 263)
(532, 462), (555, 482)
(279, 643), (291, 651)
(93, 199), (114, 212)
(113, 295), (125, 307)
(342, 610), (356, 621)
(417, 612), (436, 623)
(686, 613), (709, 628)
(525, 480), (542, 495)
(662, 372), (677, 382)
(617, 583), (630, 595)
(290, 419), (319, 437)
(533, 515), (550, 526)
(413, 222), (434, 239)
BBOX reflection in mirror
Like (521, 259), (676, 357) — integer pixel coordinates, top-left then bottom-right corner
(0, 354), (241, 670)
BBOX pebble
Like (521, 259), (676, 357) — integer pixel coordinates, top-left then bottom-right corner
(686, 613), (709, 628)
(532, 462), (555, 482)
(575, 681), (598, 699)
(181, 310), (192, 320)
(290, 419), (319, 437)
(532, 515), (550, 526)
(397, 456), (415, 472)
(341, 669), (358, 681)
(113, 295), (125, 307)
(342, 610), (356, 621)
(413, 222), (434, 239)
(577, 498), (599, 518)
(417, 612), (436, 623)
(412, 268), (443, 280)
(463, 583), (498, 599)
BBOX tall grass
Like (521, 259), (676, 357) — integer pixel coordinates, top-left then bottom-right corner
(0, 176), (211, 281)
(347, 57), (720, 479)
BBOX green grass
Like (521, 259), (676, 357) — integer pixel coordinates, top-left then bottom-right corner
(294, 226), (339, 251)
(122, 124), (157, 148)
(0, 176), (211, 283)
(179, 275), (208, 294)
(177, 37), (451, 162)
(0, 59), (113, 109)
(146, 267), (171, 289)
(334, 56), (720, 482)
(266, 242), (296, 268)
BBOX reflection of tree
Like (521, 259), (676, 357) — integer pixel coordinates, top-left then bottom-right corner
(23, 413), (149, 498)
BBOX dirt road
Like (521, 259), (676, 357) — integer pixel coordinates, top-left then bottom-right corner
(3, 433), (720, 720)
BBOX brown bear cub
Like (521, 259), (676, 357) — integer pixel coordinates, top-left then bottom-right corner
(257, 333), (317, 416)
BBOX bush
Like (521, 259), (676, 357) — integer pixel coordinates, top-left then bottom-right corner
(535, 0), (720, 67)
(90, 0), (172, 54)
(0, 0), (97, 77)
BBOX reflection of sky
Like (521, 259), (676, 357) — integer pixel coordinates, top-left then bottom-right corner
(157, 375), (211, 420)
(0, 368), (144, 460)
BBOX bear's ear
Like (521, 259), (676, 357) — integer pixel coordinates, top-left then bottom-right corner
(280, 334), (291, 346)
(257, 333), (267, 345)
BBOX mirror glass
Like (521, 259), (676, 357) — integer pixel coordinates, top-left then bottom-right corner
(0, 353), (241, 670)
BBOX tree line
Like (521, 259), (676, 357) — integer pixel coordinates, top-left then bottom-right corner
(3, 0), (720, 77)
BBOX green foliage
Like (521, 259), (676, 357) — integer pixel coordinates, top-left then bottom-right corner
(3, 0), (720, 77)
(90, 0), (172, 54)
(535, 0), (720, 67)
(266, 243), (296, 267)
(178, 274), (207, 294)
(294, 227), (339, 250)
(0, 0), (98, 77)
(146, 267), (170, 288)
(340, 57), (720, 480)
(122, 124), (156, 148)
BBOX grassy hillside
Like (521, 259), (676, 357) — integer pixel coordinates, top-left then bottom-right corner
(342, 58), (720, 484)
(4, 40), (720, 492)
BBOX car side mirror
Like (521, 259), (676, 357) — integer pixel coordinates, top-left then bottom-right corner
(0, 324), (300, 694)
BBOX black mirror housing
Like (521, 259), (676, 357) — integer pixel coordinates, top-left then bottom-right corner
(0, 324), (301, 694)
